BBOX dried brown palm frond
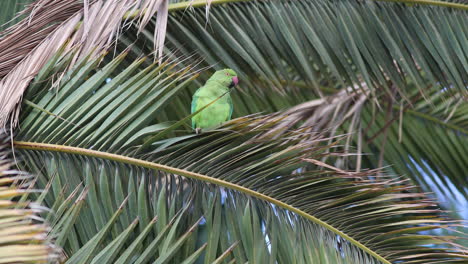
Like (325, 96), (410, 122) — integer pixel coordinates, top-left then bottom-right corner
(0, 0), (172, 129)
(0, 0), (82, 78)
(266, 79), (468, 200)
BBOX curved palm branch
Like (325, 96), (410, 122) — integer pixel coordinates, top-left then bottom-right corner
(18, 149), (365, 264)
(13, 51), (468, 263)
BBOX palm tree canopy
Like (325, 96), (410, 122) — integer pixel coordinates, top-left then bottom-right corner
(0, 0), (467, 263)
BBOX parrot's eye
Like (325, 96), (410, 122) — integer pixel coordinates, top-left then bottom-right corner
(225, 72), (230, 76)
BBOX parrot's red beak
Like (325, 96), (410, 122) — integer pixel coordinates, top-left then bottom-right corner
(230, 76), (239, 88)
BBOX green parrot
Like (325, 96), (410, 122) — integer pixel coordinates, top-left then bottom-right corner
(191, 69), (239, 133)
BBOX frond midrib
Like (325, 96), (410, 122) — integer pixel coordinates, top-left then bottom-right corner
(121, 0), (468, 19)
(14, 140), (392, 264)
(163, 0), (468, 13)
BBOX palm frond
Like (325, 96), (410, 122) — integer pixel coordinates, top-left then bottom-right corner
(258, 78), (468, 199)
(160, 0), (468, 98)
(18, 149), (361, 263)
(112, 0), (468, 202)
(0, 131), (56, 263)
(360, 97), (468, 197)
(0, 0), (173, 128)
(13, 51), (468, 263)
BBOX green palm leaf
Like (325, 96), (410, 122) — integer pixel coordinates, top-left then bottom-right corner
(160, 0), (468, 98)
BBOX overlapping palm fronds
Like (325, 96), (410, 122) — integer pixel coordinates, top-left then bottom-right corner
(18, 148), (370, 264)
(128, 0), (468, 205)
(10, 50), (468, 263)
(0, 0), (174, 128)
(161, 0), (468, 98)
(101, 0), (468, 201)
(1, 0), (467, 263)
(0, 131), (57, 263)
(264, 83), (468, 198)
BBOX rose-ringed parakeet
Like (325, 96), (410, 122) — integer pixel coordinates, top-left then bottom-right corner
(191, 69), (239, 133)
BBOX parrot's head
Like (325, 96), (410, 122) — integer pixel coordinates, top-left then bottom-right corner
(211, 69), (239, 89)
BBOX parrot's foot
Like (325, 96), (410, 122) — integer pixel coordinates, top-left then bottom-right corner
(195, 128), (202, 134)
